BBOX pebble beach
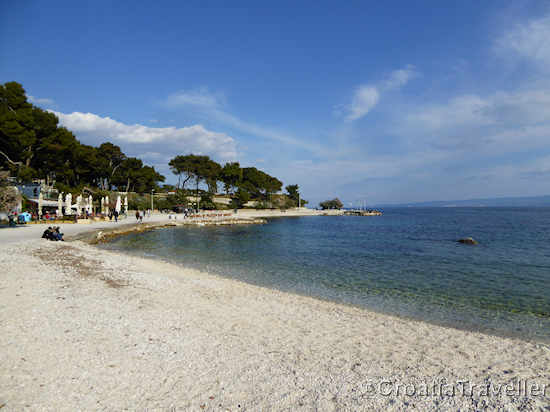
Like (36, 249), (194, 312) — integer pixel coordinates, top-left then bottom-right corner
(1, 219), (550, 410)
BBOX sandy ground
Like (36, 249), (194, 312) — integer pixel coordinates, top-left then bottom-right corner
(1, 231), (550, 411)
(0, 214), (174, 244)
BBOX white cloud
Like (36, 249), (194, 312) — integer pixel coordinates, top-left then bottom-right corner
(402, 89), (550, 152)
(164, 88), (224, 108)
(383, 65), (417, 90)
(345, 86), (380, 121)
(28, 95), (54, 106)
(407, 94), (493, 132)
(161, 89), (328, 155)
(343, 65), (416, 121)
(52, 111), (238, 161)
(496, 14), (550, 66)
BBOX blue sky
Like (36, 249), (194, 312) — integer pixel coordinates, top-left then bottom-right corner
(2, 1), (550, 205)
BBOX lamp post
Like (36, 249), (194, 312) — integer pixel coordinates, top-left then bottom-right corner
(151, 189), (154, 213)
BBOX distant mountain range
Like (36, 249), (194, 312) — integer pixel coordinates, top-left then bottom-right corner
(374, 195), (550, 208)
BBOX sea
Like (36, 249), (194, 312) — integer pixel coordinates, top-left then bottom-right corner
(99, 207), (550, 342)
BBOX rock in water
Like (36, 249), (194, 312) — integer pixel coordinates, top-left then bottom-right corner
(458, 237), (478, 245)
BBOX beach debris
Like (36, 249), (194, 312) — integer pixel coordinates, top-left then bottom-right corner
(458, 237), (478, 245)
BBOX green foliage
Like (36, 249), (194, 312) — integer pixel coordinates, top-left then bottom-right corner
(168, 154), (224, 210)
(241, 167), (282, 199)
(221, 162), (242, 194)
(127, 193), (150, 211)
(319, 198), (343, 210)
(285, 184), (299, 202)
(155, 195), (179, 211)
(200, 157), (221, 194)
(0, 81), (165, 192)
(97, 142), (126, 190)
(169, 154), (206, 190)
(1, 82), (306, 209)
(111, 158), (164, 193)
(199, 193), (218, 210)
(232, 187), (250, 208)
(21, 194), (30, 211)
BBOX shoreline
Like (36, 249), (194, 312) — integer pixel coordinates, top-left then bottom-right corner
(0, 208), (336, 245)
(1, 236), (550, 409)
(82, 217), (550, 345)
(96, 227), (550, 345)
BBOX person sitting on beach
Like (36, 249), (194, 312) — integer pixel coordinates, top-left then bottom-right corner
(42, 227), (54, 240)
(53, 226), (64, 241)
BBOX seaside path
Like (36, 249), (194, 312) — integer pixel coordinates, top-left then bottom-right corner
(0, 214), (175, 245)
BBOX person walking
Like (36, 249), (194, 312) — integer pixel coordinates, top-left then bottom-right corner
(135, 210), (140, 222)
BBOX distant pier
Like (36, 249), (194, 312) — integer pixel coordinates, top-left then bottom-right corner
(343, 209), (383, 216)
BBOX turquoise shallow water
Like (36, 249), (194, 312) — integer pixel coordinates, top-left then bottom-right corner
(100, 207), (550, 342)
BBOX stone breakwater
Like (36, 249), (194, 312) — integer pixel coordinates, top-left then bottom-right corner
(68, 216), (267, 244)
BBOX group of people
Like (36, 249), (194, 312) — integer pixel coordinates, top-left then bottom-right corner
(134, 209), (154, 223)
(41, 226), (64, 241)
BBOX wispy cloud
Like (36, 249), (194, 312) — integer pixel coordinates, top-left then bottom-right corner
(345, 86), (380, 121)
(28, 95), (55, 106)
(400, 89), (550, 153)
(382, 64), (417, 90)
(52, 111), (238, 162)
(342, 65), (417, 122)
(162, 89), (328, 155)
(164, 88), (225, 109)
(496, 14), (550, 66)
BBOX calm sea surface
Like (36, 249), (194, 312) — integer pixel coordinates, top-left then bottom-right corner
(100, 207), (550, 342)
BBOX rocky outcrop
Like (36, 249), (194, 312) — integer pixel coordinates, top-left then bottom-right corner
(458, 237), (478, 245)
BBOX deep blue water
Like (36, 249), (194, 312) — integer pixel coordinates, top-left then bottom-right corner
(100, 208), (550, 341)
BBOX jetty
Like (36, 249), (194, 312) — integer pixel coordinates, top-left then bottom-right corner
(343, 209), (383, 216)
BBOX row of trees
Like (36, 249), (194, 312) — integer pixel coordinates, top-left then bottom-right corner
(319, 198), (343, 210)
(1, 81), (310, 210)
(168, 154), (305, 208)
(0, 82), (165, 193)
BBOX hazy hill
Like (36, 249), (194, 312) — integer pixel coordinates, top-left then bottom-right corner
(374, 195), (550, 208)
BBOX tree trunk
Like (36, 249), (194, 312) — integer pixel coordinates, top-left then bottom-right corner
(25, 146), (33, 167)
(196, 178), (200, 210)
(0, 150), (23, 167)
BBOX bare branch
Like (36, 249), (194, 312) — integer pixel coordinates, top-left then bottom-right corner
(0, 150), (23, 166)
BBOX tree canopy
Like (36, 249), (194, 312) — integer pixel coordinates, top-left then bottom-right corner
(319, 198), (343, 210)
(220, 162), (242, 194)
(0, 81), (164, 192)
(1, 81), (308, 209)
(167, 154), (288, 208)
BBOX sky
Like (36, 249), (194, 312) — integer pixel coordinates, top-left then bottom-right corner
(2, 1), (550, 206)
